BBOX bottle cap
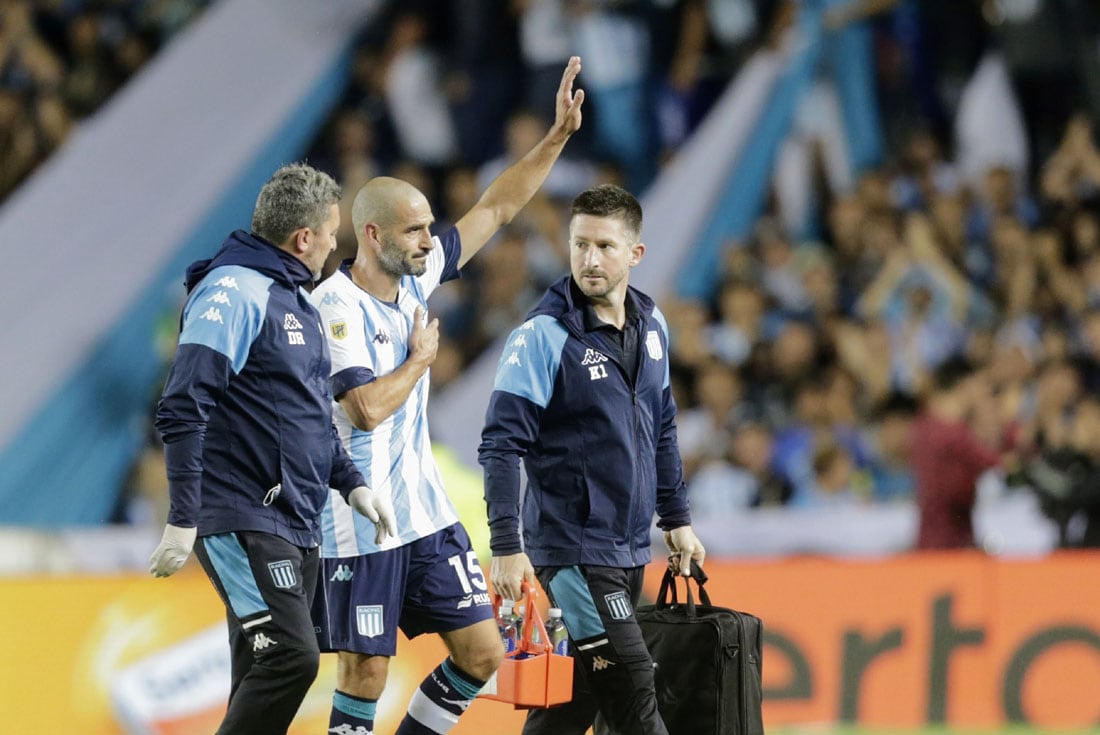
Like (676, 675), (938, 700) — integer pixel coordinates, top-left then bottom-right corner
(548, 607), (562, 617)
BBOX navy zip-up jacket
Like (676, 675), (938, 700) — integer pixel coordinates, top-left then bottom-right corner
(479, 276), (692, 568)
(154, 230), (365, 548)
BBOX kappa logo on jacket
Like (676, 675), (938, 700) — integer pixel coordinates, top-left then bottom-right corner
(283, 313), (305, 345)
(206, 290), (232, 306)
(213, 276), (239, 290)
(582, 348), (609, 381)
(199, 307), (224, 324)
(580, 349), (608, 366)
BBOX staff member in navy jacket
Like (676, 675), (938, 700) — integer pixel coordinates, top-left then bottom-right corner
(148, 163), (396, 735)
(480, 184), (705, 735)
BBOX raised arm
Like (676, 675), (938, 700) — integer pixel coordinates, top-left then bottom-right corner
(454, 56), (585, 267)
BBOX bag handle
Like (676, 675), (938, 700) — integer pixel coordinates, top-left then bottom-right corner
(658, 558), (712, 616)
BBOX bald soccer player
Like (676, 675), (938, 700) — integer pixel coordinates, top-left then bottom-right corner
(310, 57), (585, 735)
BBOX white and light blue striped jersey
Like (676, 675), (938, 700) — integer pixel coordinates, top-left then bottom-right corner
(311, 228), (463, 558)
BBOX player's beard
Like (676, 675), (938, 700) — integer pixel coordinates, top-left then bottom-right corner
(378, 234), (428, 278)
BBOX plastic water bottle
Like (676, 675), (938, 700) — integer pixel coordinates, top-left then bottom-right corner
(497, 601), (518, 653)
(515, 603), (528, 641)
(545, 607), (570, 656)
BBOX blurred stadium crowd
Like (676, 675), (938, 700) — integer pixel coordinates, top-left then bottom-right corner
(12, 0), (1100, 551)
(0, 0), (213, 198)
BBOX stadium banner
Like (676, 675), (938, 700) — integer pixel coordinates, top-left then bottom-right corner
(2, 553), (1099, 732)
(0, 568), (529, 735)
(656, 551), (1100, 729)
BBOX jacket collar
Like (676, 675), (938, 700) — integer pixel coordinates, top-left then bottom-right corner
(184, 229), (313, 293)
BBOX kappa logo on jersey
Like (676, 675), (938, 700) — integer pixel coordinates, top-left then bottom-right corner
(356, 605), (385, 638)
(329, 726), (372, 735)
(206, 290), (232, 306)
(252, 632), (277, 651)
(372, 329), (391, 344)
(520, 319), (535, 330)
(319, 291), (345, 307)
(604, 591), (632, 620)
(504, 351), (522, 367)
(268, 560), (296, 589)
(330, 564), (353, 582)
(581, 349), (608, 366)
(199, 307), (224, 324)
(213, 276), (239, 290)
(511, 333), (528, 348)
(329, 320), (348, 340)
(284, 313), (303, 330)
(646, 330), (664, 360)
(591, 656), (615, 671)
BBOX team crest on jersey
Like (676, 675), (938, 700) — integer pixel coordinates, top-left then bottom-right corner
(268, 560), (296, 589)
(604, 591), (632, 620)
(646, 330), (663, 360)
(329, 320), (348, 340)
(356, 605), (385, 637)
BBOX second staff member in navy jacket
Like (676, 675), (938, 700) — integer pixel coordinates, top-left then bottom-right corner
(479, 184), (705, 735)
(148, 163), (396, 735)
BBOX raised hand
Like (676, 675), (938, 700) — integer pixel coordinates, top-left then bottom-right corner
(553, 56), (585, 138)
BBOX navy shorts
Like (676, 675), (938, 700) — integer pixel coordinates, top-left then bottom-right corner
(312, 522), (494, 655)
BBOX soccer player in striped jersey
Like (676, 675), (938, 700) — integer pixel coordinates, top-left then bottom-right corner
(310, 57), (585, 735)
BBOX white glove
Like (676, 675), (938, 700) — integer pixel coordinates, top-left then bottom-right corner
(149, 524), (197, 578)
(665, 526), (706, 576)
(348, 485), (398, 544)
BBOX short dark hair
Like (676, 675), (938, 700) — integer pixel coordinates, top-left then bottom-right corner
(570, 184), (642, 241)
